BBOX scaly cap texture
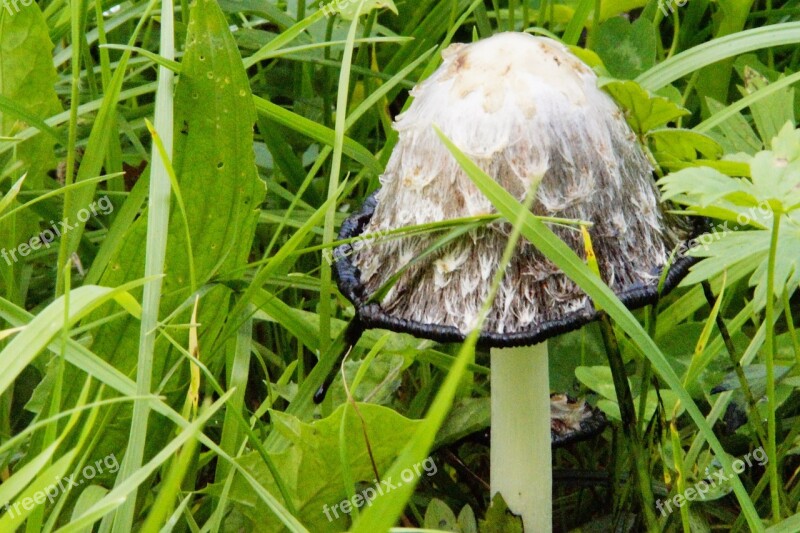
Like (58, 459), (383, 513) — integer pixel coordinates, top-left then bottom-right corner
(338, 32), (692, 346)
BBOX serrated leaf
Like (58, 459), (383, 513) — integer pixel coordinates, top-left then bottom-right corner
(61, 0), (267, 476)
(602, 79), (689, 135)
(649, 129), (724, 162)
(749, 122), (800, 209)
(704, 97), (763, 155)
(658, 166), (759, 209)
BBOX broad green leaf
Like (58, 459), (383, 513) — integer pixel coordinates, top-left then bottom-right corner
(649, 129), (724, 162)
(434, 397), (489, 448)
(0, 2), (61, 178)
(749, 123), (800, 209)
(457, 505), (479, 533)
(0, 0), (61, 301)
(711, 365), (792, 399)
(66, 0), (267, 484)
(328, 353), (405, 406)
(226, 403), (421, 531)
(594, 17), (657, 79)
(598, 389), (685, 422)
(602, 79), (690, 136)
(575, 366), (623, 403)
(659, 166), (759, 211)
(766, 512), (800, 533)
(424, 499), (458, 531)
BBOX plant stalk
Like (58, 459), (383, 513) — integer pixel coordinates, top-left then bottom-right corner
(765, 211), (782, 520)
(598, 313), (659, 532)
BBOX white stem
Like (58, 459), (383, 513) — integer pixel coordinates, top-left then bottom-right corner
(490, 342), (551, 532)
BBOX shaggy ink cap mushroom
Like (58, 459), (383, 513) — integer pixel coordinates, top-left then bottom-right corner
(330, 34), (698, 529)
(335, 32), (696, 348)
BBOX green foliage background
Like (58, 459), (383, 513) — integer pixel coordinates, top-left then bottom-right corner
(0, 0), (799, 531)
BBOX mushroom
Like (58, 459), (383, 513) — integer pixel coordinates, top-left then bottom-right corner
(332, 32), (695, 531)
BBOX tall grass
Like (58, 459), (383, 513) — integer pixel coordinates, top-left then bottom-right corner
(0, 0), (799, 531)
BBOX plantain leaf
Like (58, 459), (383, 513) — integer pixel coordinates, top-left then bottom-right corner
(0, 0), (61, 300)
(59, 0), (267, 476)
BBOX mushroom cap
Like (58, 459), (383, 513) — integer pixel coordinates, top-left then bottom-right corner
(335, 32), (697, 347)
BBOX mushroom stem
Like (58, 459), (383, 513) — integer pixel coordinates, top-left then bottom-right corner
(490, 342), (552, 532)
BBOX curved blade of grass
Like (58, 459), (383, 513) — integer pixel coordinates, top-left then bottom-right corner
(0, 447), (80, 531)
(58, 392), (232, 533)
(100, 44), (182, 72)
(243, 7), (326, 68)
(695, 70), (800, 134)
(0, 298), (304, 530)
(145, 117), (195, 292)
(636, 22), (800, 92)
(110, 0), (175, 529)
(0, 173), (26, 215)
(434, 127), (763, 531)
(253, 96), (383, 176)
(0, 281), (147, 396)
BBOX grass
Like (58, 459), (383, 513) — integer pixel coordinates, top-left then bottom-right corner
(0, 0), (799, 531)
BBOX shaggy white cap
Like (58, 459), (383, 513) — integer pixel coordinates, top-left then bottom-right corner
(352, 33), (686, 335)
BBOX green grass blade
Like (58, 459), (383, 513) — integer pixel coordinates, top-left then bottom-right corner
(636, 22), (800, 92)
